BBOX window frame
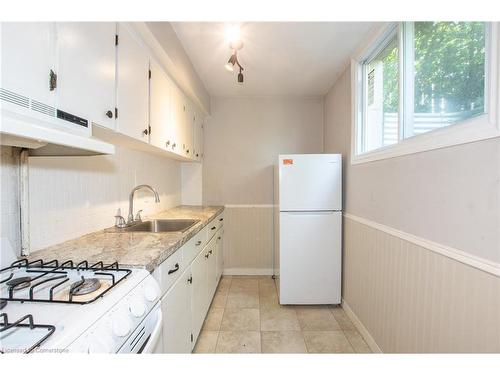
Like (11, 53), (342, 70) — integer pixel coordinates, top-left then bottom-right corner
(351, 22), (499, 165)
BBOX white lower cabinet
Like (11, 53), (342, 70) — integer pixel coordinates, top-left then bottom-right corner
(191, 248), (208, 346)
(215, 230), (223, 284)
(207, 239), (218, 299)
(161, 266), (193, 353)
(157, 214), (224, 353)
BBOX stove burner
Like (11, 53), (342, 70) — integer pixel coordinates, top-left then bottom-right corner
(70, 278), (101, 296)
(6, 276), (32, 291)
(0, 299), (7, 310)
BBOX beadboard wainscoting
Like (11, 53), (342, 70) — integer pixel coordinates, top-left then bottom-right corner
(222, 205), (274, 275)
(342, 214), (500, 353)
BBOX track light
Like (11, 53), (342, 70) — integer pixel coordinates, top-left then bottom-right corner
(225, 53), (237, 72)
(224, 49), (245, 84)
(223, 24), (246, 84)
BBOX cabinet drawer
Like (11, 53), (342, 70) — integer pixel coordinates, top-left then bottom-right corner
(206, 214), (223, 241)
(215, 213), (224, 228)
(153, 250), (184, 296)
(183, 227), (207, 265)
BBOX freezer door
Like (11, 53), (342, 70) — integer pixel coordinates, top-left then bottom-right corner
(279, 154), (341, 211)
(279, 211), (341, 304)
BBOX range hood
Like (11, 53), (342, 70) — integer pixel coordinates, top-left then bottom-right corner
(1, 109), (115, 156)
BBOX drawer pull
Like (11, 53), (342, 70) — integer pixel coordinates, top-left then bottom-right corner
(187, 275), (193, 284)
(205, 253), (209, 259)
(168, 263), (180, 275)
(211, 226), (216, 230)
(219, 218), (223, 222)
(195, 240), (202, 246)
(209, 250), (213, 255)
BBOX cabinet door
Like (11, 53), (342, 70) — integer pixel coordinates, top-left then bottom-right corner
(193, 109), (204, 161)
(215, 231), (223, 283)
(1, 22), (56, 108)
(170, 85), (185, 155)
(191, 249), (208, 344)
(183, 101), (195, 159)
(207, 239), (218, 298)
(161, 266), (192, 353)
(56, 22), (116, 130)
(149, 60), (173, 150)
(116, 24), (150, 142)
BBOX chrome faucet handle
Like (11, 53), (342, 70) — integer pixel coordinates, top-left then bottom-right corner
(135, 210), (143, 222)
(114, 215), (127, 228)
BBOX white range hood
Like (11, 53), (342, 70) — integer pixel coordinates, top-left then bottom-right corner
(1, 108), (115, 156)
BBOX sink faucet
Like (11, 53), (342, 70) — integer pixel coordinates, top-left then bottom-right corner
(113, 184), (160, 227)
(128, 184), (160, 224)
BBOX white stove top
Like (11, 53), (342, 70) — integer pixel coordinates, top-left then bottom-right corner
(0, 259), (161, 353)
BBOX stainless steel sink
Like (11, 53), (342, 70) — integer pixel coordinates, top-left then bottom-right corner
(123, 219), (200, 233)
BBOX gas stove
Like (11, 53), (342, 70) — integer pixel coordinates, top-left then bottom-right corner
(0, 258), (162, 353)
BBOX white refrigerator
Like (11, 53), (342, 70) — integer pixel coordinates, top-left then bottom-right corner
(274, 154), (342, 305)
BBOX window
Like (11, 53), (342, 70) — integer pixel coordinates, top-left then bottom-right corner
(363, 32), (399, 152)
(355, 22), (496, 160)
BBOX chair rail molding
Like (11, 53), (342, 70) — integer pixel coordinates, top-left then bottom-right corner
(344, 213), (500, 277)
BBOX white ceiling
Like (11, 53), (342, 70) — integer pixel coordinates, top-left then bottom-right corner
(172, 22), (378, 97)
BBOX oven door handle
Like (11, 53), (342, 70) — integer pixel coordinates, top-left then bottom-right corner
(140, 308), (163, 353)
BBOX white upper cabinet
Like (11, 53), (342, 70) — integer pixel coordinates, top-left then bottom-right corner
(116, 24), (150, 142)
(149, 60), (173, 150)
(56, 23), (116, 130)
(193, 108), (204, 161)
(183, 101), (195, 159)
(170, 84), (186, 156)
(1, 22), (56, 110)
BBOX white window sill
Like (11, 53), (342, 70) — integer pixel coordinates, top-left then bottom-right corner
(351, 114), (500, 165)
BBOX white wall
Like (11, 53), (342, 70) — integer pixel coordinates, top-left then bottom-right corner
(325, 66), (500, 264)
(28, 146), (181, 252)
(204, 96), (324, 205)
(204, 96), (324, 274)
(324, 64), (500, 352)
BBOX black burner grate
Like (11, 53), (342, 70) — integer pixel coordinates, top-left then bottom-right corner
(0, 258), (132, 305)
(0, 313), (56, 353)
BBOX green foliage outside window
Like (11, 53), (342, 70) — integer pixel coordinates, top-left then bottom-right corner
(383, 22), (485, 115)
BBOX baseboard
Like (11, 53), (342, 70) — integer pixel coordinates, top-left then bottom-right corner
(223, 268), (274, 276)
(342, 298), (383, 353)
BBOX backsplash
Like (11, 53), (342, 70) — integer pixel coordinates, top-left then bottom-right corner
(0, 146), (21, 264)
(12, 145), (182, 253)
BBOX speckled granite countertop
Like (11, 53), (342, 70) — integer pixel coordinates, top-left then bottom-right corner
(27, 205), (224, 272)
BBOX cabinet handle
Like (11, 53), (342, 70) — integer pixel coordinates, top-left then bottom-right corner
(187, 275), (193, 284)
(211, 226), (216, 230)
(195, 240), (202, 246)
(205, 253), (209, 259)
(143, 128), (149, 136)
(209, 250), (213, 255)
(167, 263), (180, 275)
(219, 218), (223, 222)
(218, 236), (221, 240)
(166, 140), (170, 147)
(186, 149), (190, 154)
(106, 110), (113, 119)
(49, 69), (57, 91)
(172, 143), (176, 148)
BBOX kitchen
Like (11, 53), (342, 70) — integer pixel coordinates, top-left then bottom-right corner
(1, 1), (499, 371)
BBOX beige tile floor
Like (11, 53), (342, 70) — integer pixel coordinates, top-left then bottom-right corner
(193, 276), (372, 354)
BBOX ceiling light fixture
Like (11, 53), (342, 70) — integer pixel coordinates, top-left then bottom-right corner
(223, 25), (245, 84)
